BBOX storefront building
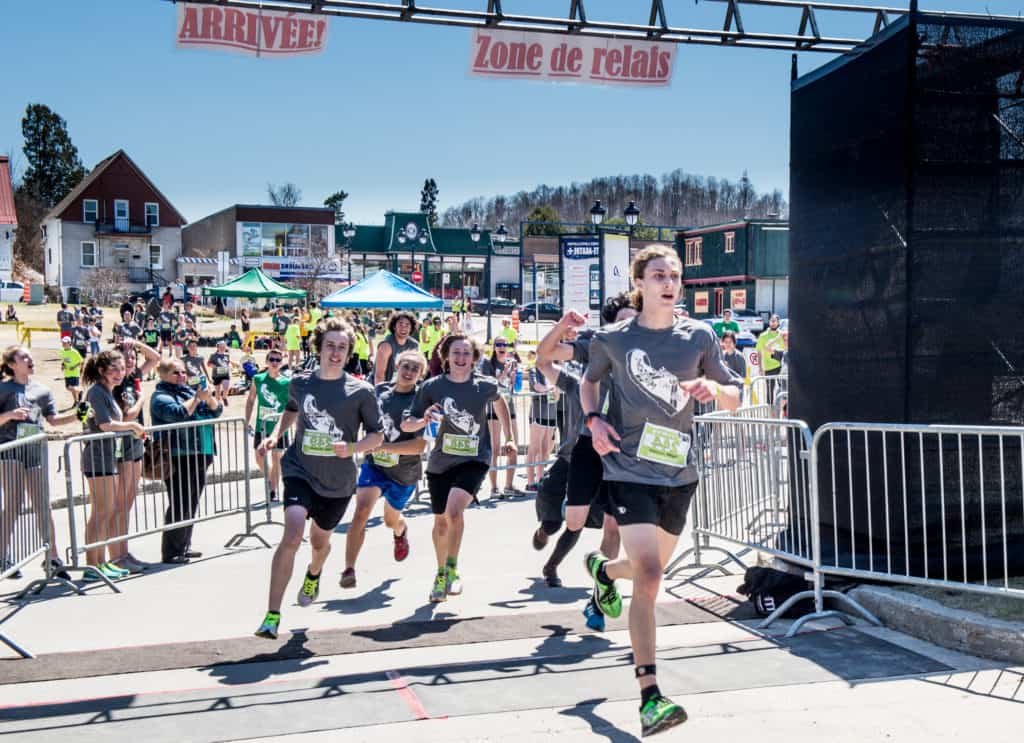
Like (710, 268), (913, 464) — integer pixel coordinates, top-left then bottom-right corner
(181, 204), (338, 285)
(342, 211), (521, 304)
(676, 219), (789, 318)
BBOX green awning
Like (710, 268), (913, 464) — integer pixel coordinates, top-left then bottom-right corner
(203, 268), (307, 299)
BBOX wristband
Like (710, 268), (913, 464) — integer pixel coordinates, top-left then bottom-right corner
(584, 411), (605, 427)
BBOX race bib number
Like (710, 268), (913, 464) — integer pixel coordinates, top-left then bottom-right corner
(373, 450), (400, 468)
(442, 433), (479, 457)
(16, 423), (40, 440)
(115, 437), (123, 458)
(636, 422), (690, 468)
(302, 430), (337, 457)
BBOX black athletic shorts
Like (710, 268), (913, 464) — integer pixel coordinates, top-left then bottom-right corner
(566, 434), (606, 508)
(485, 399), (517, 422)
(160, 330), (173, 342)
(426, 461), (489, 515)
(537, 456), (604, 529)
(282, 476), (351, 531)
(604, 481), (697, 536)
(253, 431), (289, 451)
(64, 377), (80, 388)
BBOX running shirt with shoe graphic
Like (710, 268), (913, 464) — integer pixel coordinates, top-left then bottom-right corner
(584, 317), (740, 487)
(0, 380), (56, 443)
(280, 372), (382, 500)
(254, 372), (290, 437)
(369, 382), (423, 487)
(406, 374), (499, 475)
(208, 352), (231, 381)
(83, 383), (123, 468)
(158, 311), (175, 332)
(182, 355), (207, 389)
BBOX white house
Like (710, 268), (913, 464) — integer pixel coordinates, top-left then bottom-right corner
(0, 155), (16, 284)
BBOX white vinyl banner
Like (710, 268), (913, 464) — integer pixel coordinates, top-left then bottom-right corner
(176, 2), (328, 57)
(470, 29), (675, 87)
(602, 233), (631, 301)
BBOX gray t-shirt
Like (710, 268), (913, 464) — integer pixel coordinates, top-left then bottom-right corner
(570, 329), (600, 437)
(723, 350), (746, 380)
(281, 371), (382, 499)
(369, 383), (423, 487)
(0, 380), (56, 444)
(183, 355), (207, 388)
(406, 374), (499, 475)
(554, 362), (584, 462)
(382, 335), (420, 382)
(208, 352), (231, 380)
(584, 317), (740, 487)
(83, 384), (122, 469)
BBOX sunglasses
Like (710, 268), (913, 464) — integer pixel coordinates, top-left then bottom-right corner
(267, 357), (283, 363)
(494, 343), (509, 349)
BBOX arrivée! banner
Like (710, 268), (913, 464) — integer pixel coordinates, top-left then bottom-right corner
(176, 2), (328, 57)
(470, 29), (675, 87)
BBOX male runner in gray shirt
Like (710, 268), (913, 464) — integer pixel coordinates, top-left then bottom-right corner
(581, 245), (740, 737)
(255, 318), (383, 640)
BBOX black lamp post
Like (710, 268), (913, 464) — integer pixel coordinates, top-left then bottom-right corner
(486, 224), (508, 341)
(624, 200), (640, 231)
(340, 223), (356, 286)
(470, 223), (481, 328)
(589, 200), (607, 229)
(397, 226), (428, 285)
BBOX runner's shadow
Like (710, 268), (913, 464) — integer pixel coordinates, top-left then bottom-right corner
(530, 624), (617, 666)
(320, 578), (398, 614)
(351, 604), (458, 643)
(489, 577), (590, 609)
(332, 516), (382, 535)
(201, 630), (328, 685)
(559, 698), (640, 742)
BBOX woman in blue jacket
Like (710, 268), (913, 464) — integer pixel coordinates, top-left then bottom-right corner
(150, 358), (223, 564)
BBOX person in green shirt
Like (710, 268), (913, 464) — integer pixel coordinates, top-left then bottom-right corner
(308, 304), (323, 328)
(712, 308), (740, 338)
(420, 316), (443, 359)
(499, 317), (518, 347)
(754, 314), (785, 401)
(245, 350), (291, 501)
(284, 316), (302, 368)
(59, 336), (84, 405)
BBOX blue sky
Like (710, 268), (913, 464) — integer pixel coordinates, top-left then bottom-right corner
(3, 0), (1023, 226)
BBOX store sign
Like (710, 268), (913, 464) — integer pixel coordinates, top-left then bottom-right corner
(730, 289), (747, 311)
(176, 2), (328, 57)
(470, 29), (674, 87)
(560, 236), (600, 329)
(694, 291), (709, 314)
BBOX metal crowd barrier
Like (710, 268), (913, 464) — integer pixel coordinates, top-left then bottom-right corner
(483, 390), (565, 491)
(667, 415), (880, 636)
(62, 417), (266, 575)
(812, 422), (1024, 604)
(0, 433), (92, 659)
(748, 374), (788, 408)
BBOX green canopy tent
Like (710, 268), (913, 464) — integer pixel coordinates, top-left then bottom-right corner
(202, 268), (307, 300)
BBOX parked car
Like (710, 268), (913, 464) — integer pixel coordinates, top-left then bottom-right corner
(709, 309), (765, 335)
(473, 297), (516, 315)
(518, 302), (561, 322)
(0, 281), (24, 303)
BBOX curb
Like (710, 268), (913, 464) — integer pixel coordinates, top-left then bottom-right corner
(849, 585), (1024, 665)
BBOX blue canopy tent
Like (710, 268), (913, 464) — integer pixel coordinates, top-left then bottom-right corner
(319, 270), (443, 310)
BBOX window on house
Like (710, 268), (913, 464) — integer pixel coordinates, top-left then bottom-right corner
(149, 244), (162, 269)
(684, 238), (703, 267)
(81, 241), (97, 267)
(145, 203), (159, 228)
(83, 199), (98, 223)
(724, 232), (735, 254)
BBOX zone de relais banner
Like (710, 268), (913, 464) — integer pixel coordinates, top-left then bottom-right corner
(470, 29), (675, 87)
(176, 2), (328, 57)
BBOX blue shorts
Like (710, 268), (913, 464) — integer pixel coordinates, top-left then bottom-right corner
(357, 461), (416, 511)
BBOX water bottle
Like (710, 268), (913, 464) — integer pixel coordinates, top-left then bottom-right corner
(514, 368), (523, 393)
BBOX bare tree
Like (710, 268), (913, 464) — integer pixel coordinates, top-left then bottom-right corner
(267, 182), (302, 207)
(82, 267), (129, 305)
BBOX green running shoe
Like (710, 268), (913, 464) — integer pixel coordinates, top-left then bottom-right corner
(445, 566), (463, 596)
(639, 694), (687, 737)
(254, 612), (281, 639)
(297, 571), (320, 607)
(100, 562), (129, 579)
(584, 550), (622, 619)
(429, 571), (447, 603)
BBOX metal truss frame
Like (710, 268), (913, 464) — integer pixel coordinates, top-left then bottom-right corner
(170, 0), (924, 54)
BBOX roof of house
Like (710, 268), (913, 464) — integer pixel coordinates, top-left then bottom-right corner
(0, 156), (16, 226)
(43, 149), (187, 225)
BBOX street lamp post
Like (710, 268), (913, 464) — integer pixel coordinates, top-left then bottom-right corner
(470, 223), (481, 333)
(485, 224), (508, 341)
(396, 228), (428, 286)
(340, 223), (356, 286)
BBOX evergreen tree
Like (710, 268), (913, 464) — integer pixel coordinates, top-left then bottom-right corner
(420, 178), (439, 227)
(19, 103), (86, 208)
(324, 190), (349, 224)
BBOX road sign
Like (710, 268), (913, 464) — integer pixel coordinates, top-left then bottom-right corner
(412, 270), (423, 283)
(442, 272), (450, 284)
